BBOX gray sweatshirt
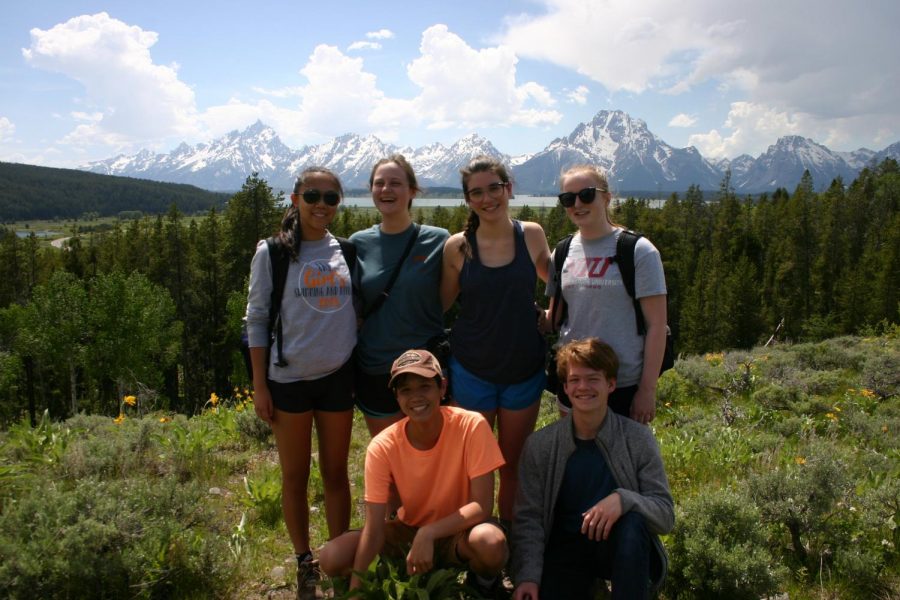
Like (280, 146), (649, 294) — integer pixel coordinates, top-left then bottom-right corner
(245, 234), (356, 382)
(511, 410), (674, 591)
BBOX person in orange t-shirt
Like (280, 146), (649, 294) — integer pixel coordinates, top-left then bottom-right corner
(320, 349), (508, 596)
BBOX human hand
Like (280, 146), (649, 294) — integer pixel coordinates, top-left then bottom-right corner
(581, 493), (622, 541)
(630, 386), (656, 424)
(253, 384), (274, 425)
(514, 582), (540, 600)
(406, 528), (435, 576)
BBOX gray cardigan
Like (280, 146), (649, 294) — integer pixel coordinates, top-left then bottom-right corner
(510, 410), (675, 591)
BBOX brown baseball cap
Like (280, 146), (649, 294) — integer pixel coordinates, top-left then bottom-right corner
(388, 349), (443, 387)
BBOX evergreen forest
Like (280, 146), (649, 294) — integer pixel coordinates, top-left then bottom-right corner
(0, 162), (897, 425)
(0, 161), (230, 221)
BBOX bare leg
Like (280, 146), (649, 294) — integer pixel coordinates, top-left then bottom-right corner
(496, 401), (540, 521)
(364, 413), (403, 437)
(319, 530), (363, 577)
(271, 410), (314, 554)
(314, 409), (354, 539)
(458, 523), (508, 576)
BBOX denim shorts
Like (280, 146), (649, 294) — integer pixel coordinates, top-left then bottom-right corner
(449, 356), (545, 411)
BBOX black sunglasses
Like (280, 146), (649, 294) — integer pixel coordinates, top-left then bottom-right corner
(558, 187), (607, 208)
(302, 189), (341, 206)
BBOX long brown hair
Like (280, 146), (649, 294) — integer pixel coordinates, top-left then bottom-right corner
(458, 155), (512, 256)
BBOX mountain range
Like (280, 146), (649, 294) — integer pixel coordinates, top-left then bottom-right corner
(82, 110), (900, 195)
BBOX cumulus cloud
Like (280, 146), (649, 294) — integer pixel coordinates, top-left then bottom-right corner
(669, 113), (697, 128)
(0, 117), (15, 142)
(366, 29), (394, 40)
(406, 25), (561, 129)
(502, 0), (899, 150)
(22, 12), (198, 149)
(348, 41), (381, 51)
(688, 102), (804, 158)
(566, 85), (589, 105)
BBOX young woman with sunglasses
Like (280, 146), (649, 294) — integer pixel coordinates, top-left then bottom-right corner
(245, 167), (356, 600)
(441, 155), (551, 525)
(351, 155), (450, 436)
(547, 165), (667, 425)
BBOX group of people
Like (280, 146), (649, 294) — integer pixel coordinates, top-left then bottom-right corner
(245, 155), (674, 599)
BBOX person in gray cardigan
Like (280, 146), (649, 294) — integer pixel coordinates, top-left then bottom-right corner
(511, 338), (674, 600)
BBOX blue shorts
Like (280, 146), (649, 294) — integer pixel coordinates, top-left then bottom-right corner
(449, 356), (545, 411)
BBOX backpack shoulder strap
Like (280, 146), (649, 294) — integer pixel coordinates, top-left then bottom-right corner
(549, 234), (574, 333)
(335, 236), (356, 271)
(267, 236), (292, 367)
(614, 229), (646, 335)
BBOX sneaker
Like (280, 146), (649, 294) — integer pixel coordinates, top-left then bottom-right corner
(297, 555), (323, 600)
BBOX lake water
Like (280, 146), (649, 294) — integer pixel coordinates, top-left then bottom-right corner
(16, 230), (61, 238)
(341, 195), (664, 208)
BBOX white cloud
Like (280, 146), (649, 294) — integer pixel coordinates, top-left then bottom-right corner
(688, 102), (804, 158)
(565, 85), (589, 105)
(0, 117), (15, 142)
(366, 29), (394, 40)
(503, 0), (899, 150)
(669, 113), (697, 128)
(406, 25), (561, 129)
(22, 12), (198, 150)
(348, 41), (381, 51)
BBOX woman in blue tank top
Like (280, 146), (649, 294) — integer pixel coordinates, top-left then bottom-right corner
(440, 155), (551, 524)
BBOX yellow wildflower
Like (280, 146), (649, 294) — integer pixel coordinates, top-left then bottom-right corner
(123, 395), (137, 406)
(883, 425), (889, 433)
(704, 352), (724, 365)
(860, 388), (876, 399)
(833, 405), (842, 412)
(795, 456), (806, 465)
(665, 402), (672, 407)
(159, 416), (171, 423)
(825, 412), (838, 421)
(209, 392), (219, 406)
(114, 413), (125, 424)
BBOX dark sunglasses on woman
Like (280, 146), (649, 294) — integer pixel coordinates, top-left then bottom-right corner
(302, 189), (341, 206)
(558, 187), (607, 208)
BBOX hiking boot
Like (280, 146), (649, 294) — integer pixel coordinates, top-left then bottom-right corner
(297, 555), (322, 600)
(465, 570), (504, 599)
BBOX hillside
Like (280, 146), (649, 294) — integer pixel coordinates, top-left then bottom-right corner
(0, 333), (897, 599)
(0, 161), (230, 221)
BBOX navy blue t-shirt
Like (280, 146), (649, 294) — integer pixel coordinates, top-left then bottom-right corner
(553, 436), (618, 535)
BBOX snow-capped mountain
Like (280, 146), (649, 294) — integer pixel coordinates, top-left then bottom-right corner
(732, 136), (861, 192)
(82, 112), (900, 194)
(512, 110), (721, 192)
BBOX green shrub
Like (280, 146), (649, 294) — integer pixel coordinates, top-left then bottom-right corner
(0, 477), (233, 599)
(666, 488), (784, 599)
(234, 405), (273, 446)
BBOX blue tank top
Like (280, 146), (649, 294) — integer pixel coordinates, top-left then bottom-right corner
(450, 220), (546, 383)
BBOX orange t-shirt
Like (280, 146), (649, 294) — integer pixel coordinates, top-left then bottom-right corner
(364, 406), (505, 527)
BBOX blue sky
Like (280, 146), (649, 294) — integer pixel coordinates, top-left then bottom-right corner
(1, 0), (897, 167)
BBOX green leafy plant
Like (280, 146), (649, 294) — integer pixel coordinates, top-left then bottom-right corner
(331, 554), (470, 600)
(242, 465), (283, 528)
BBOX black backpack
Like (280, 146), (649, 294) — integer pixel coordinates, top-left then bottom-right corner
(240, 236), (357, 378)
(549, 230), (674, 375)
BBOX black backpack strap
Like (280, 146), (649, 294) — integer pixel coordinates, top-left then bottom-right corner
(336, 236), (356, 271)
(267, 237), (292, 368)
(549, 234), (573, 333)
(614, 229), (646, 335)
(362, 224), (419, 319)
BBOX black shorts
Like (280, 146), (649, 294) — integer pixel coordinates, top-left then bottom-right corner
(267, 359), (355, 414)
(354, 367), (400, 418)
